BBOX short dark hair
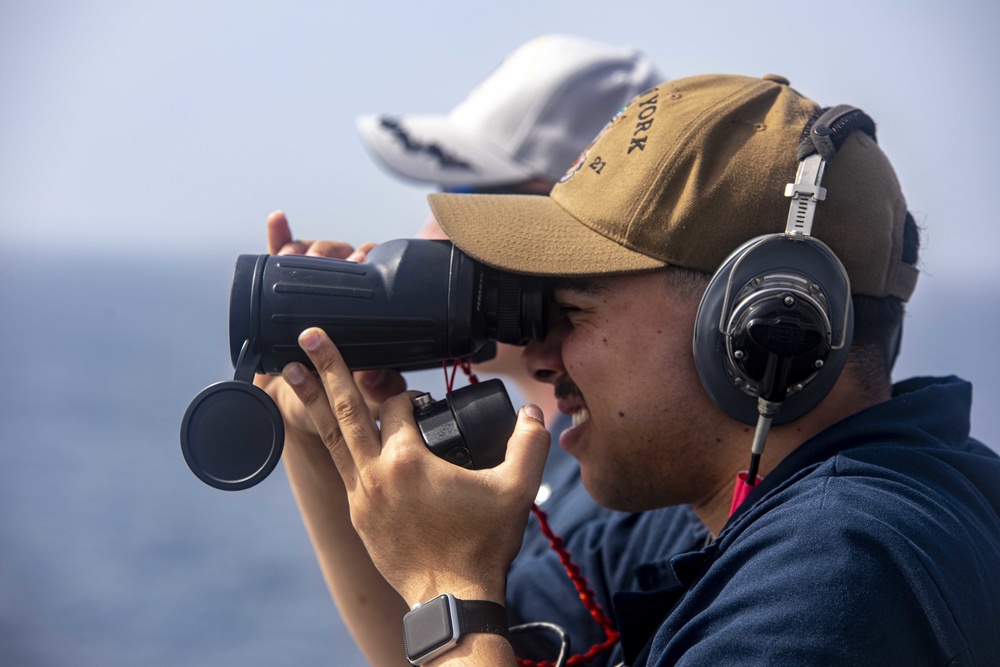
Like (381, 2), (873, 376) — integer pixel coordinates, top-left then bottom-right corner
(848, 295), (905, 393)
(663, 265), (712, 302)
(848, 212), (920, 393)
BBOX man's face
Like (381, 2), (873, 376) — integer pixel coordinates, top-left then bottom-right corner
(521, 270), (733, 511)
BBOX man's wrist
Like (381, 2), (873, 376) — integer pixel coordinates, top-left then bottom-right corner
(403, 594), (509, 665)
(422, 633), (514, 666)
(405, 576), (506, 609)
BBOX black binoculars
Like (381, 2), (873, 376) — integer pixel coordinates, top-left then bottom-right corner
(182, 240), (548, 490)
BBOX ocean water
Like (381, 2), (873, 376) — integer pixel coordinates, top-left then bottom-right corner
(1, 251), (997, 666)
(0, 252), (375, 667)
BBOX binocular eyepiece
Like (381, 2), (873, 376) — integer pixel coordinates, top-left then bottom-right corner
(181, 240), (548, 490)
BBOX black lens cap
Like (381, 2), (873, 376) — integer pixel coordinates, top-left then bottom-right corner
(180, 381), (285, 491)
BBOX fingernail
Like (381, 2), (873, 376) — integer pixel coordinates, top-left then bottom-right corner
(522, 404), (545, 424)
(360, 369), (387, 388)
(345, 251), (363, 263)
(299, 329), (321, 351)
(283, 363), (306, 385)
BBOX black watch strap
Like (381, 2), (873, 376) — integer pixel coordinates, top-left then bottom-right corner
(404, 594), (509, 665)
(458, 599), (509, 637)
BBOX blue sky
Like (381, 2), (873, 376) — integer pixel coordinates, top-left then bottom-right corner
(2, 0), (998, 281)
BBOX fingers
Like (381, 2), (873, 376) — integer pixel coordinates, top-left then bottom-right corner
(266, 211), (313, 255)
(290, 328), (382, 467)
(497, 405), (551, 496)
(266, 210), (294, 255)
(265, 210), (368, 260)
(375, 392), (430, 462)
(305, 240), (357, 260)
(355, 369), (408, 418)
(282, 361), (358, 480)
(346, 242), (378, 263)
(256, 370), (320, 436)
(276, 241), (312, 256)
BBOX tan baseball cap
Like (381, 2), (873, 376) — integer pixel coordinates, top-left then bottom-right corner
(428, 73), (918, 300)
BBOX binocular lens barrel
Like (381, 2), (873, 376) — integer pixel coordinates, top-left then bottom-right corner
(183, 239), (545, 491)
(229, 239), (547, 374)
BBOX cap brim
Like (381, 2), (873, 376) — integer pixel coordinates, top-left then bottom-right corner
(356, 115), (535, 187)
(428, 192), (667, 277)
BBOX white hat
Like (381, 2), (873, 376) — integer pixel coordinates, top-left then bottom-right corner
(356, 35), (664, 187)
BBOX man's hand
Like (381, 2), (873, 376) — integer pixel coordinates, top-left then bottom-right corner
(282, 327), (550, 606)
(254, 211), (406, 429)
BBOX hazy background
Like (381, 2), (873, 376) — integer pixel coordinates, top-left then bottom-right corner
(2, 1), (998, 665)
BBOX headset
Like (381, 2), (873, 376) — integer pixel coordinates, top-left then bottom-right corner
(692, 105), (878, 483)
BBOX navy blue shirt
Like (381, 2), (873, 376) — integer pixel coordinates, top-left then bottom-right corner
(508, 413), (708, 664)
(509, 377), (1000, 665)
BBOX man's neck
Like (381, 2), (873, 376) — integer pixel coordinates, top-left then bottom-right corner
(693, 372), (892, 537)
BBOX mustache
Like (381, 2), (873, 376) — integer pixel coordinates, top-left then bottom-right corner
(554, 377), (584, 401)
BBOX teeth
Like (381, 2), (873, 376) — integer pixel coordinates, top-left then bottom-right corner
(571, 408), (590, 428)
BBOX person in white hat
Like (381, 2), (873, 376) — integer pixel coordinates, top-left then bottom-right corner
(356, 34), (662, 189)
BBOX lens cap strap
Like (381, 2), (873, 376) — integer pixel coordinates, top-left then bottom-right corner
(233, 338), (261, 383)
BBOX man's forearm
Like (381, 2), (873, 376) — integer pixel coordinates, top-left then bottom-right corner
(282, 427), (409, 666)
(424, 634), (517, 667)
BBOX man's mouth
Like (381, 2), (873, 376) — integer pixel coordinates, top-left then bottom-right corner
(555, 378), (590, 454)
(555, 377), (590, 427)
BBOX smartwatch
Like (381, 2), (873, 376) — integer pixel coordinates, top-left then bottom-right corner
(403, 593), (508, 665)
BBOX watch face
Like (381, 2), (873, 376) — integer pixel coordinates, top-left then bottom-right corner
(404, 594), (460, 664)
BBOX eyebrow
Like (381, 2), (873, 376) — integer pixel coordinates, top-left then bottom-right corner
(548, 277), (609, 296)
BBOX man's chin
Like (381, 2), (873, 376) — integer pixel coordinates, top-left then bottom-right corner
(579, 469), (636, 512)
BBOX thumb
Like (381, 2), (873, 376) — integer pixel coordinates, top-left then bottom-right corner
(500, 405), (551, 492)
(266, 210), (293, 255)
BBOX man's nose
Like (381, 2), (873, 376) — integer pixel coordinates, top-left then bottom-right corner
(521, 328), (566, 384)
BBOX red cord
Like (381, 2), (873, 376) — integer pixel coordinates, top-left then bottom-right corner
(515, 504), (620, 667)
(444, 360), (618, 665)
(459, 358), (478, 385)
(442, 358), (479, 392)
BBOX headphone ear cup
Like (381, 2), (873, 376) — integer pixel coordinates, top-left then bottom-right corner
(692, 235), (854, 425)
